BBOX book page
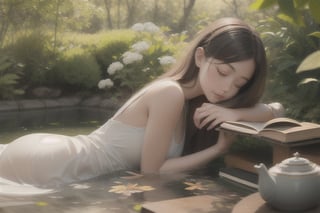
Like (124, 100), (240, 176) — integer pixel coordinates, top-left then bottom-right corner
(263, 117), (301, 129)
(260, 122), (320, 143)
(221, 117), (302, 134)
(221, 121), (266, 132)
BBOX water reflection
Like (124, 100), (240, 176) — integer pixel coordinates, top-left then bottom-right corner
(0, 107), (252, 212)
(0, 170), (251, 213)
(0, 107), (113, 143)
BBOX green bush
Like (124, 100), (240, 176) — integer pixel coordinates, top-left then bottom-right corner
(6, 33), (55, 88)
(0, 55), (24, 99)
(52, 30), (135, 93)
(93, 30), (135, 74)
(95, 40), (131, 76)
(258, 18), (320, 121)
(98, 23), (187, 93)
(50, 51), (101, 92)
(251, 0), (320, 122)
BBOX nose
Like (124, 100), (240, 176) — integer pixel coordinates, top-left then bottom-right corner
(219, 78), (233, 94)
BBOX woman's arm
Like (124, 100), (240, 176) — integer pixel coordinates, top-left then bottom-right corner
(158, 103), (285, 173)
(140, 82), (234, 174)
(159, 131), (235, 173)
(193, 102), (285, 130)
(140, 83), (185, 173)
(230, 102), (285, 122)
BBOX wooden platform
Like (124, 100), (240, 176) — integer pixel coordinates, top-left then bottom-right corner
(272, 143), (320, 164)
(141, 195), (216, 213)
(232, 192), (320, 213)
(225, 142), (320, 174)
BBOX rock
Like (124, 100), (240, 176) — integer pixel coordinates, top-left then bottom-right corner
(81, 96), (102, 107)
(31, 87), (62, 98)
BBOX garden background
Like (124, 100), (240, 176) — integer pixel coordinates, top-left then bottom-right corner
(0, 0), (319, 123)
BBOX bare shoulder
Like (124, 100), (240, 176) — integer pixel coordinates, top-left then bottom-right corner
(145, 80), (185, 107)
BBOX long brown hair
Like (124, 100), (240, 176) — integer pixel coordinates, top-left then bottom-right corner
(166, 18), (268, 154)
(163, 17), (267, 108)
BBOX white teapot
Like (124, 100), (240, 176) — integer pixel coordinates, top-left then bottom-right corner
(254, 152), (320, 212)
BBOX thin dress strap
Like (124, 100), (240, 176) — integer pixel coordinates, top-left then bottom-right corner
(111, 85), (150, 119)
(111, 79), (178, 119)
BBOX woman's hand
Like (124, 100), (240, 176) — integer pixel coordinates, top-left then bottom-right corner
(215, 131), (236, 153)
(193, 103), (238, 130)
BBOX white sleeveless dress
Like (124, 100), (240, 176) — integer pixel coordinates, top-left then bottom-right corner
(0, 80), (186, 189)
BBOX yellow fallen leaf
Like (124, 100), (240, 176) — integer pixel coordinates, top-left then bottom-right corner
(36, 201), (48, 207)
(109, 183), (155, 196)
(184, 181), (208, 191)
(133, 203), (142, 212)
(121, 171), (144, 180)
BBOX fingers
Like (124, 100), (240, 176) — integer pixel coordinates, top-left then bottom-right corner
(193, 103), (213, 128)
(198, 114), (221, 130)
(193, 103), (221, 130)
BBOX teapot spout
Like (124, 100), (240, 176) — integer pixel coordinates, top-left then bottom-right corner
(254, 163), (276, 202)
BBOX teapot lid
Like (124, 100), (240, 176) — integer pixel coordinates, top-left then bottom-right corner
(278, 152), (317, 173)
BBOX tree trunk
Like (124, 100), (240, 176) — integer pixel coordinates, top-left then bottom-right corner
(104, 0), (113, 29)
(152, 0), (159, 23)
(222, 0), (240, 18)
(177, 0), (196, 32)
(125, 0), (138, 28)
(0, 1), (14, 47)
(53, 0), (62, 55)
(117, 0), (121, 28)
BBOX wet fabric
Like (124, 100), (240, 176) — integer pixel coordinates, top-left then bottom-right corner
(0, 80), (185, 189)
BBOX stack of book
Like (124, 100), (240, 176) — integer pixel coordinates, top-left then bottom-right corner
(219, 167), (258, 189)
(219, 117), (320, 144)
(218, 117), (320, 190)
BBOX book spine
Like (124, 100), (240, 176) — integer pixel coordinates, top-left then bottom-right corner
(219, 168), (258, 189)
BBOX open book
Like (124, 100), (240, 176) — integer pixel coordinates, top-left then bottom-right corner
(219, 117), (320, 143)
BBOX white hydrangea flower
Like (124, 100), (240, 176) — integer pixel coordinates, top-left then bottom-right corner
(142, 67), (150, 72)
(122, 51), (143, 64)
(158, 56), (176, 65)
(131, 41), (150, 53)
(131, 23), (144, 31)
(131, 22), (160, 33)
(98, 78), (114, 89)
(143, 22), (160, 33)
(107, 61), (123, 75)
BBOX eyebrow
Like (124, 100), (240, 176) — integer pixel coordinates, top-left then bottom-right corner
(226, 63), (250, 81)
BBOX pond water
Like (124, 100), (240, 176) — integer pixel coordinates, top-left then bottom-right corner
(0, 107), (113, 144)
(0, 107), (253, 213)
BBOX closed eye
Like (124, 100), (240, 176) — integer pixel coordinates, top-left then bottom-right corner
(217, 69), (227, 76)
(216, 66), (230, 76)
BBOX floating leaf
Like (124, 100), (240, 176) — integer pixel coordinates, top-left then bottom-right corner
(70, 183), (90, 189)
(184, 181), (208, 191)
(296, 51), (320, 73)
(309, 0), (320, 23)
(249, 0), (276, 10)
(121, 171), (144, 179)
(109, 183), (155, 196)
(298, 78), (319, 86)
(36, 201), (48, 207)
(308, 31), (320, 39)
(89, 120), (99, 124)
(48, 122), (60, 126)
(133, 203), (142, 212)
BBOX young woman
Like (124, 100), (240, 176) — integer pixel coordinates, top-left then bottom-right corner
(0, 17), (283, 189)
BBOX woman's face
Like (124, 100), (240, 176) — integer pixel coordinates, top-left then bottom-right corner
(197, 51), (255, 103)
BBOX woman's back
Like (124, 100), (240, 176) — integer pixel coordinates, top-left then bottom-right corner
(0, 80), (186, 189)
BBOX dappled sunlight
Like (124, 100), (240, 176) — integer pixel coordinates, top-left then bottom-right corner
(108, 183), (155, 196)
(0, 108), (252, 212)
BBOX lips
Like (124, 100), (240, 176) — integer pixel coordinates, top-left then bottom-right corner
(215, 92), (226, 100)
(209, 92), (225, 102)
